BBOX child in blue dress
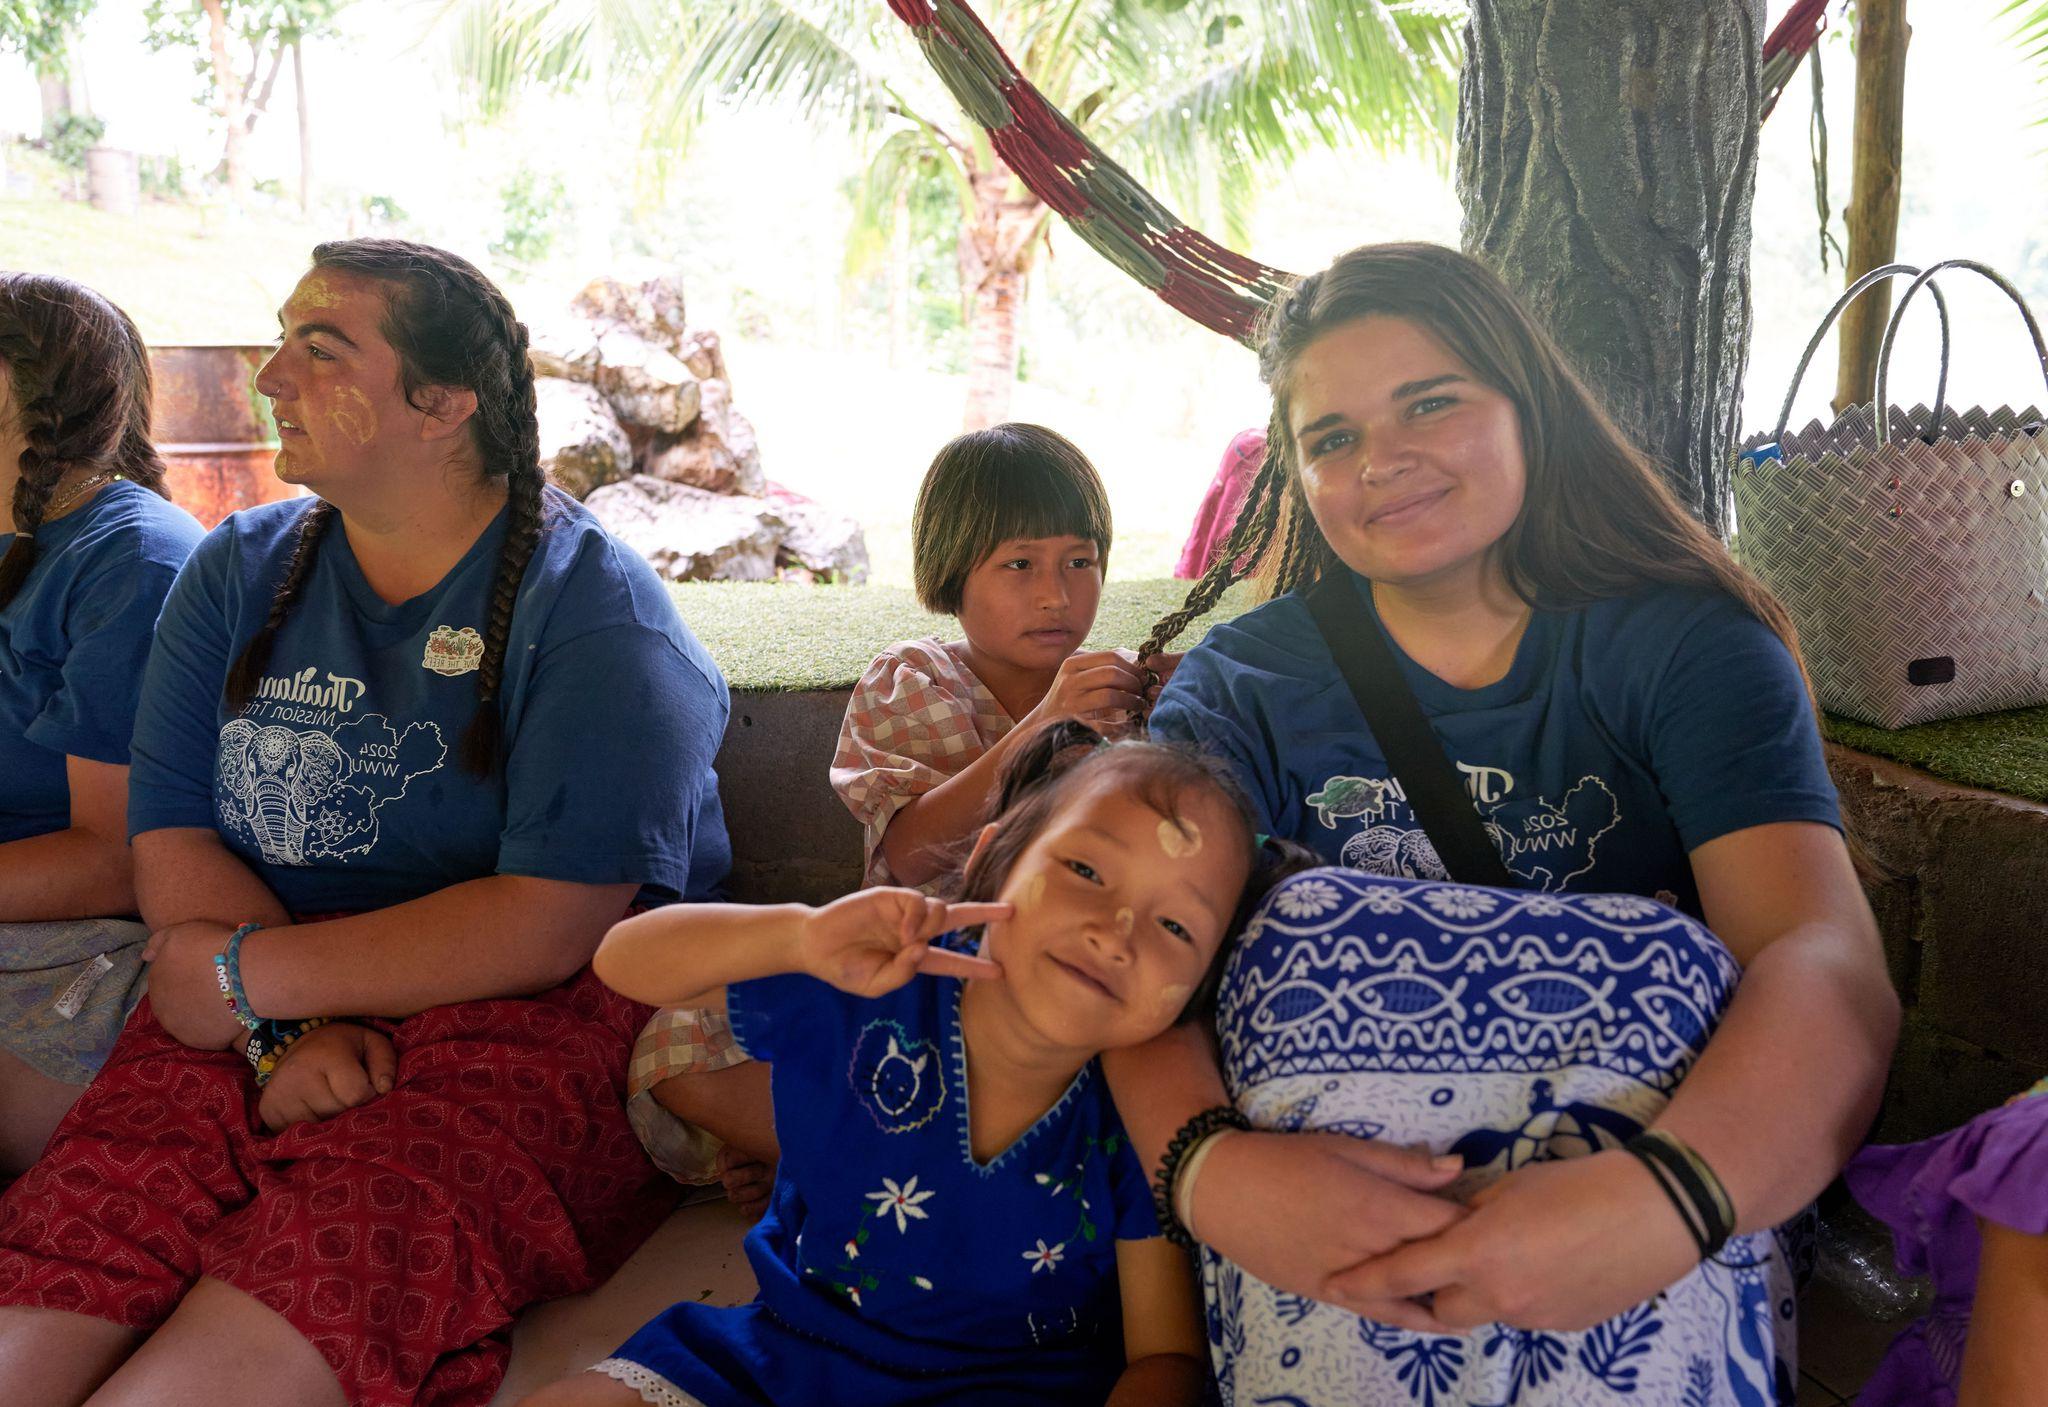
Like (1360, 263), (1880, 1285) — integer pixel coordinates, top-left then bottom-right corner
(520, 723), (1312, 1407)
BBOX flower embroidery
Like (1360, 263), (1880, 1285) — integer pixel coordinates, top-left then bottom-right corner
(1273, 878), (1343, 919)
(1023, 1239), (1066, 1274)
(1583, 894), (1660, 921)
(1422, 887), (1499, 920)
(865, 1175), (935, 1233)
(914, 1276), (933, 1289)
(1522, 896), (1567, 917)
(1361, 886), (1407, 914)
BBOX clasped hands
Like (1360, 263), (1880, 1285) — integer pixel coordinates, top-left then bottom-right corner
(142, 919), (397, 1133)
(1192, 1129), (1702, 1335)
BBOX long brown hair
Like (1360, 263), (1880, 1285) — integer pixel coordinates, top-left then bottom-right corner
(1142, 242), (1804, 676)
(0, 274), (171, 610)
(221, 239), (545, 777)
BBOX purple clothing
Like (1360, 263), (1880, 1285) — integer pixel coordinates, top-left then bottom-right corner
(1846, 1076), (2048, 1405)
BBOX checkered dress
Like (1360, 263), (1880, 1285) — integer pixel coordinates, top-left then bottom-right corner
(830, 638), (1016, 891)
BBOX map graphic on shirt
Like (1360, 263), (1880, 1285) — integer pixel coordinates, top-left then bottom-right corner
(215, 710), (446, 865)
(1309, 769), (1622, 892)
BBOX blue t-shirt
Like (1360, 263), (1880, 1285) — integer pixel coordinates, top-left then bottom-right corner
(1152, 576), (1840, 915)
(699, 948), (1157, 1396)
(127, 489), (730, 913)
(0, 480), (204, 846)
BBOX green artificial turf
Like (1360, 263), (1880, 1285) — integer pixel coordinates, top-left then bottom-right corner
(1824, 708), (2048, 804)
(672, 578), (1255, 693)
(675, 579), (2048, 802)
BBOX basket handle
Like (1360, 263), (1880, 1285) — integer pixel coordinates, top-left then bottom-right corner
(1874, 258), (2048, 447)
(1773, 263), (1952, 444)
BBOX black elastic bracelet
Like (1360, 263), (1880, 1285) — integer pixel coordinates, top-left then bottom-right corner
(1152, 1105), (1250, 1247)
(1625, 1130), (1734, 1259)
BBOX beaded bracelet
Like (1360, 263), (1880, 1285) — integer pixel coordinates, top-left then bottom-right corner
(1152, 1105), (1250, 1247)
(1625, 1128), (1736, 1260)
(211, 922), (265, 1032)
(245, 1017), (336, 1087)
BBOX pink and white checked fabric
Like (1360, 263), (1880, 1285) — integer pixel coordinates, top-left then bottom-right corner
(830, 638), (1015, 890)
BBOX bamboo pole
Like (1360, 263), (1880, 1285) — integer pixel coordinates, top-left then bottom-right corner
(1835, 0), (1911, 412)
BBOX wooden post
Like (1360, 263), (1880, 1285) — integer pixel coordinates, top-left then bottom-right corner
(1835, 0), (1911, 412)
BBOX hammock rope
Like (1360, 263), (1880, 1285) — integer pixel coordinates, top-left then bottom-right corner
(886, 0), (1835, 342)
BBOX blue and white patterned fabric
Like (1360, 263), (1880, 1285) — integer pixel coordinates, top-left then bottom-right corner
(1205, 868), (1799, 1406)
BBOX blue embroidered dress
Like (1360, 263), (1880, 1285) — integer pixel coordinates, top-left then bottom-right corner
(1205, 869), (1798, 1406)
(596, 940), (1160, 1407)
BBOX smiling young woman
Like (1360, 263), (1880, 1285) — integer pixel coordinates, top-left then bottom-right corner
(1116, 242), (1900, 1403)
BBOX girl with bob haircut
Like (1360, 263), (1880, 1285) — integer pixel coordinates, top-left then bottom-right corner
(524, 721), (1311, 1407)
(0, 240), (732, 1407)
(0, 273), (202, 1171)
(1116, 242), (1899, 1402)
(629, 423), (1161, 1220)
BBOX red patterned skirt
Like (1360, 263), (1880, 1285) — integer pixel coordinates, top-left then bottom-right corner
(0, 967), (671, 1407)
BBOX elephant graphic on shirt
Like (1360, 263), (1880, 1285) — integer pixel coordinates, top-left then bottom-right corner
(215, 713), (446, 866)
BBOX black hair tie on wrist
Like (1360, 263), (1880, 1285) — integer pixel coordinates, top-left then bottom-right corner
(1625, 1129), (1736, 1261)
(1152, 1105), (1251, 1248)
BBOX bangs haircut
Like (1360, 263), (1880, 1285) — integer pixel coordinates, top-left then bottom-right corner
(910, 422), (1112, 615)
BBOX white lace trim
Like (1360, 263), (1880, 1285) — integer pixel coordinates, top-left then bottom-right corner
(589, 1357), (711, 1407)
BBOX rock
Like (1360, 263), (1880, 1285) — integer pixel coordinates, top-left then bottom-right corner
(589, 326), (700, 434)
(571, 266), (689, 354)
(585, 475), (781, 582)
(765, 482), (869, 584)
(643, 377), (764, 495)
(535, 378), (630, 499)
(676, 327), (728, 384)
(528, 317), (602, 381)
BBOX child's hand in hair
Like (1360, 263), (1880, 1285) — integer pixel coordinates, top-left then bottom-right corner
(256, 1021), (398, 1133)
(1140, 651), (1184, 714)
(1026, 649), (1148, 734)
(797, 890), (1010, 998)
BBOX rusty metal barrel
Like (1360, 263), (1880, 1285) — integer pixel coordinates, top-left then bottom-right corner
(147, 344), (301, 528)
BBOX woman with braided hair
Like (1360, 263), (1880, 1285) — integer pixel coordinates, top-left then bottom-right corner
(0, 240), (733, 1407)
(0, 274), (202, 1172)
(1106, 243), (1899, 1403)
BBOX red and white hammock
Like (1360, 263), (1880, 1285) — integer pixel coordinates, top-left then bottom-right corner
(885, 0), (1834, 343)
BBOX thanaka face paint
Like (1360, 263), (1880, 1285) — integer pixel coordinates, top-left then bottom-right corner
(1157, 818), (1203, 859)
(1114, 907), (1134, 937)
(1155, 982), (1191, 1015)
(293, 274), (344, 309)
(324, 384), (377, 446)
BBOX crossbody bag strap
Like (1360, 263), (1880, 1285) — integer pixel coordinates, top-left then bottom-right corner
(1303, 572), (1519, 889)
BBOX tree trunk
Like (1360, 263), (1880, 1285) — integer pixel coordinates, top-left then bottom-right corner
(293, 38), (312, 214)
(958, 162), (1043, 432)
(1457, 0), (1765, 537)
(36, 69), (72, 136)
(202, 0), (249, 204)
(1835, 0), (1910, 413)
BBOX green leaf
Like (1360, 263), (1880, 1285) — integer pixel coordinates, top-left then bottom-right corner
(857, 1227), (870, 1243)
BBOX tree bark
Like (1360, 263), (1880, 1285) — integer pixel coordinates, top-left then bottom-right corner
(958, 162), (1043, 431)
(1457, 0), (1764, 536)
(36, 69), (72, 136)
(1834, 0), (1910, 413)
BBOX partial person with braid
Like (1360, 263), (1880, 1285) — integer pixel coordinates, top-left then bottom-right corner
(0, 241), (732, 1407)
(0, 274), (202, 1174)
(1108, 244), (1899, 1403)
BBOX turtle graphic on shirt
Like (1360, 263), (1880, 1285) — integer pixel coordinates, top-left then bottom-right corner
(1305, 776), (1402, 829)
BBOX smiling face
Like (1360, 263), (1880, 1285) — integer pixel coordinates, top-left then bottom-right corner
(954, 534), (1105, 676)
(254, 269), (436, 499)
(981, 774), (1250, 1055)
(1287, 315), (1528, 592)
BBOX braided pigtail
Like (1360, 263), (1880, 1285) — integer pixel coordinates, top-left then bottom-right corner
(0, 274), (155, 610)
(224, 501), (336, 712)
(0, 403), (63, 609)
(1137, 404), (1290, 659)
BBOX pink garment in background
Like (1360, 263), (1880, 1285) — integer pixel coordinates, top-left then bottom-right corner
(1174, 428), (1268, 579)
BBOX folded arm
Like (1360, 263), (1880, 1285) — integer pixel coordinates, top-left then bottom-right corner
(0, 758), (139, 921)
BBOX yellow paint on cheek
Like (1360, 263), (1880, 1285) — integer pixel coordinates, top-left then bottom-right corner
(1014, 873), (1045, 915)
(323, 386), (376, 446)
(1158, 818), (1203, 859)
(1155, 982), (1191, 1014)
(1114, 907), (1134, 937)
